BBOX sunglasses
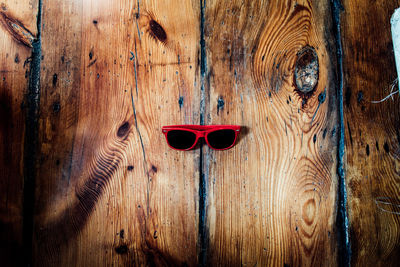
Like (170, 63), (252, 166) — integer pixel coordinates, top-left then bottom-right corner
(162, 125), (241, 151)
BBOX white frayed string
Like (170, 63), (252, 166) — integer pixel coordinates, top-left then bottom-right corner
(375, 197), (400, 215)
(371, 78), (399, 103)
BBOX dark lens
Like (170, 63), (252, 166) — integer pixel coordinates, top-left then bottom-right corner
(207, 129), (236, 149)
(167, 130), (197, 149)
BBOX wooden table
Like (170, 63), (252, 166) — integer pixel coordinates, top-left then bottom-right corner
(1, 0), (399, 266)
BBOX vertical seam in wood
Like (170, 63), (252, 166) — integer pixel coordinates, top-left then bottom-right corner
(23, 0), (42, 265)
(331, 1), (351, 266)
(130, 41), (151, 231)
(199, 0), (209, 266)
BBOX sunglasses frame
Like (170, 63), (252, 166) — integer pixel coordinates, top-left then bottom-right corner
(162, 125), (241, 151)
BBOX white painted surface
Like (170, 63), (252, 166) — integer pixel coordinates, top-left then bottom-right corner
(391, 8), (400, 90)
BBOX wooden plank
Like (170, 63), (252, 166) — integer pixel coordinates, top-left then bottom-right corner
(203, 1), (339, 265)
(342, 1), (400, 265)
(0, 1), (38, 265)
(34, 0), (200, 266)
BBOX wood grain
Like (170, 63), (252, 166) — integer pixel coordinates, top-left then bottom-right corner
(203, 0), (339, 265)
(0, 1), (37, 265)
(3, 0), (399, 265)
(342, 0), (400, 265)
(34, 0), (200, 266)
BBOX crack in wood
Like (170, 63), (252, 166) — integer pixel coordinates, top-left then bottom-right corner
(198, 1), (209, 266)
(129, 40), (151, 242)
(22, 0), (42, 265)
(331, 1), (351, 266)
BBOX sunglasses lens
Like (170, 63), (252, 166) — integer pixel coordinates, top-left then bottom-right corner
(207, 129), (236, 149)
(167, 130), (197, 150)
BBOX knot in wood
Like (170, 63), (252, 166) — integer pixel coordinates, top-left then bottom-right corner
(149, 19), (167, 43)
(294, 46), (319, 94)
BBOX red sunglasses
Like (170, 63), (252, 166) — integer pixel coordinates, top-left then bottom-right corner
(162, 125), (241, 151)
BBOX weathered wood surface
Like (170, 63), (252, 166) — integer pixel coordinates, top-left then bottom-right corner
(342, 0), (400, 265)
(0, 0), (38, 265)
(2, 0), (400, 266)
(203, 0), (339, 265)
(34, 0), (200, 266)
